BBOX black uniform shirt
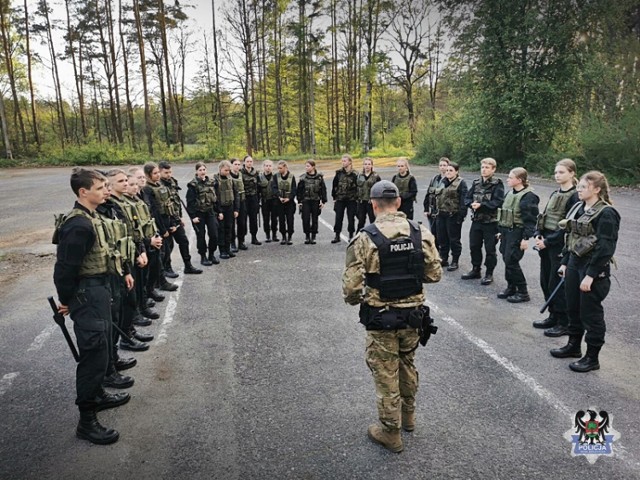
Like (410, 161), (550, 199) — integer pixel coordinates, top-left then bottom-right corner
(53, 202), (97, 306)
(516, 190), (540, 240)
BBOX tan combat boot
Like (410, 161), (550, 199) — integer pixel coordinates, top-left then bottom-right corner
(367, 424), (403, 453)
(401, 409), (415, 432)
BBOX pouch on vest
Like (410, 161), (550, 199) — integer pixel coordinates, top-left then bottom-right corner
(572, 234), (598, 257)
(52, 213), (67, 244)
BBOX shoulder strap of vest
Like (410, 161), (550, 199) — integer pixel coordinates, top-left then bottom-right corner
(565, 201), (583, 220)
(407, 219), (422, 250)
(362, 223), (385, 250)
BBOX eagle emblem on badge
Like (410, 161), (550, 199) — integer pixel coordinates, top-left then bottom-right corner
(564, 407), (621, 463)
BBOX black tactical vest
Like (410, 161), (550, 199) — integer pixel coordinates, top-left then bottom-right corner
(471, 177), (501, 222)
(356, 172), (380, 202)
(335, 169), (358, 201)
(300, 172), (323, 201)
(188, 176), (217, 212)
(363, 221), (424, 301)
(258, 173), (274, 201)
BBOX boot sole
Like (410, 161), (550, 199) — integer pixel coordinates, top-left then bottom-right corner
(550, 351), (582, 359)
(76, 428), (120, 445)
(96, 396), (131, 412)
(367, 430), (403, 453)
(569, 362), (600, 372)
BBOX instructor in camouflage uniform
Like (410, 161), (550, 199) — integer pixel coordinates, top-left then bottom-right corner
(342, 180), (442, 453)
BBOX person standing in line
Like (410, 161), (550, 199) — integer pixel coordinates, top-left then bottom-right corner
(272, 160), (297, 245)
(435, 162), (467, 271)
(461, 157), (505, 285)
(186, 162), (221, 266)
(297, 160), (327, 244)
(53, 168), (130, 445)
(214, 160), (240, 259)
(496, 168), (539, 303)
(331, 154), (358, 243)
(230, 158), (247, 251)
(532, 159), (579, 336)
(423, 157), (450, 249)
(550, 171), (620, 372)
(342, 180), (442, 453)
(258, 160), (279, 243)
(242, 155), (262, 246)
(356, 157), (381, 231)
(391, 158), (418, 220)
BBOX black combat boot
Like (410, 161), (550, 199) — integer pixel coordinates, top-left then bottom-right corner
(533, 316), (556, 329)
(544, 325), (568, 337)
(147, 289), (165, 302)
(310, 234), (317, 244)
(507, 286), (530, 303)
(120, 336), (150, 352)
(219, 250), (230, 259)
(184, 263), (203, 274)
(280, 236), (287, 245)
(331, 234), (341, 244)
(159, 281), (178, 292)
(139, 307), (159, 320)
(265, 233), (272, 243)
(238, 240), (248, 250)
(164, 266), (179, 279)
(146, 298), (156, 308)
(200, 254), (213, 266)
(251, 235), (262, 246)
(569, 344), (601, 372)
(208, 251), (220, 265)
(286, 234), (293, 245)
(480, 271), (494, 285)
(440, 258), (449, 267)
(230, 241), (238, 253)
(131, 327), (154, 342)
(461, 267), (481, 280)
(550, 335), (582, 358)
(447, 258), (459, 271)
(304, 234), (311, 244)
(103, 371), (134, 389)
(114, 356), (137, 371)
(76, 410), (119, 445)
(497, 285), (516, 299)
(94, 391), (131, 412)
(272, 232), (279, 242)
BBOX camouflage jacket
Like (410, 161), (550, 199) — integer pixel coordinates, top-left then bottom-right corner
(342, 212), (442, 308)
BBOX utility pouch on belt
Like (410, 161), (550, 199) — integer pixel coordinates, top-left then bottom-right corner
(359, 304), (410, 330)
(415, 305), (437, 346)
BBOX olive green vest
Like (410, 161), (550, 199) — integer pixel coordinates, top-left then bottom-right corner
(258, 173), (274, 200)
(147, 181), (175, 217)
(472, 177), (501, 222)
(498, 186), (532, 228)
(275, 173), (293, 197)
(126, 195), (157, 239)
(215, 174), (235, 207)
(437, 177), (462, 214)
(164, 177), (182, 218)
(97, 211), (131, 273)
(231, 173), (245, 201)
(56, 208), (111, 277)
(335, 169), (357, 201)
(241, 168), (259, 197)
(110, 195), (139, 242)
(356, 172), (379, 202)
(393, 173), (414, 195)
(537, 188), (575, 232)
(563, 200), (613, 257)
(188, 176), (217, 212)
(300, 172), (323, 201)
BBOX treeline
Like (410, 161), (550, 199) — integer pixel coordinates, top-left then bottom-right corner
(0, 1), (638, 183)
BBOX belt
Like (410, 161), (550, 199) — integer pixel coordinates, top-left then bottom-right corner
(78, 276), (109, 287)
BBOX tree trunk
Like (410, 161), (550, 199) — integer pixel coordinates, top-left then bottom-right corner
(211, 0), (224, 141)
(133, 0), (153, 154)
(158, 0), (178, 148)
(23, 0), (41, 148)
(119, 0), (136, 149)
(65, 0), (87, 140)
(105, 0), (124, 144)
(0, 92), (12, 160)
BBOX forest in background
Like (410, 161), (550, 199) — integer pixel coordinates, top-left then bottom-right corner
(0, 0), (638, 183)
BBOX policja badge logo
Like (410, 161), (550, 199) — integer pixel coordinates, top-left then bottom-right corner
(564, 408), (620, 464)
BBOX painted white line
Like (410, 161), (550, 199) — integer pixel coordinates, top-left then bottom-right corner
(318, 216), (349, 243)
(0, 372), (19, 396)
(155, 224), (196, 346)
(27, 324), (56, 352)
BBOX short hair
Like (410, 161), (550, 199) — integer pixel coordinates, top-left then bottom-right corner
(277, 160), (288, 168)
(195, 161), (206, 170)
(143, 162), (158, 177)
(372, 197), (398, 209)
(70, 167), (105, 196)
(481, 157), (497, 168)
(158, 160), (172, 170)
(262, 159), (273, 167)
(106, 168), (127, 177)
(128, 166), (142, 175)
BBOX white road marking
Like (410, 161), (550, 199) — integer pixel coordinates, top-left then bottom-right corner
(27, 324), (56, 352)
(0, 372), (19, 396)
(318, 216), (349, 243)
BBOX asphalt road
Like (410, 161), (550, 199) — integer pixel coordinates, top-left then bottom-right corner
(0, 163), (638, 479)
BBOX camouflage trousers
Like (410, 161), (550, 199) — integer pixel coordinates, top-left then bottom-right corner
(365, 328), (420, 431)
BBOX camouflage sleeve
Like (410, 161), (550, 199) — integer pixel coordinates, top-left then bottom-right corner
(342, 234), (367, 305)
(420, 225), (442, 284)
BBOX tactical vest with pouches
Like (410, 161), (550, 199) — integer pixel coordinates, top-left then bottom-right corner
(536, 188), (575, 232)
(563, 200), (614, 257)
(188, 176), (217, 212)
(363, 220), (424, 301)
(356, 172), (379, 202)
(498, 186), (532, 228)
(276, 173), (293, 198)
(241, 168), (259, 197)
(258, 173), (274, 201)
(215, 174), (235, 207)
(437, 176), (462, 214)
(300, 172), (323, 201)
